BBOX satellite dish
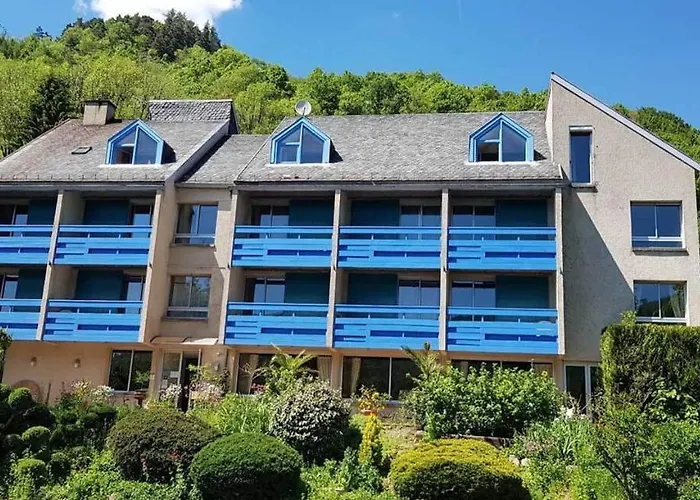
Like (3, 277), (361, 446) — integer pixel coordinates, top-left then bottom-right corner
(295, 100), (312, 117)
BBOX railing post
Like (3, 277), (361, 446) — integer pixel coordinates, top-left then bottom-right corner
(439, 188), (450, 352)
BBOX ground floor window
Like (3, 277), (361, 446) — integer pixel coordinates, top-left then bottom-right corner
(341, 356), (420, 400)
(235, 353), (332, 395)
(108, 350), (152, 392)
(452, 359), (553, 376)
(565, 364), (601, 412)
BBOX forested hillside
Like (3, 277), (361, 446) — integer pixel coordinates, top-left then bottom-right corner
(0, 10), (698, 177)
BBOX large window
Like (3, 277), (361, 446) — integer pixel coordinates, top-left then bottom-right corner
(167, 276), (211, 319)
(251, 205), (290, 226)
(399, 205), (441, 227)
(570, 128), (592, 184)
(174, 204), (218, 245)
(108, 350), (152, 392)
(235, 353), (332, 394)
(398, 279), (440, 307)
(107, 122), (163, 165)
(631, 203), (682, 248)
(0, 204), (28, 225)
(342, 357), (419, 400)
(450, 281), (496, 321)
(565, 364), (601, 413)
(634, 282), (686, 322)
(272, 121), (328, 164)
(469, 115), (533, 162)
(451, 205), (495, 227)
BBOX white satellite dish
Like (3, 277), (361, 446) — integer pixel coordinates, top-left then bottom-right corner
(295, 100), (312, 117)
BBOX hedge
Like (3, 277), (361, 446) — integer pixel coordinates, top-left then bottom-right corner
(390, 439), (530, 500)
(107, 408), (218, 483)
(190, 433), (302, 500)
(601, 323), (700, 415)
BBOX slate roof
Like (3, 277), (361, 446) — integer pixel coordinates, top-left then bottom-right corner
(147, 100), (233, 122)
(236, 111), (562, 185)
(179, 134), (267, 185)
(0, 119), (228, 184)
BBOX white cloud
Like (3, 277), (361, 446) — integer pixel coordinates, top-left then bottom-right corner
(84, 0), (243, 25)
(73, 0), (89, 16)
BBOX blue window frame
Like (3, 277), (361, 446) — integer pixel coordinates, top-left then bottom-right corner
(270, 118), (331, 164)
(106, 120), (164, 165)
(468, 113), (534, 162)
(570, 128), (592, 183)
(631, 203), (682, 248)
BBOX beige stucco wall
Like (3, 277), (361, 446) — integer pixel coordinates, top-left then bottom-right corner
(549, 80), (700, 362)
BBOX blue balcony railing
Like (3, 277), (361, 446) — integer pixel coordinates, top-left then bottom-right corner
(338, 227), (441, 269)
(43, 300), (142, 342)
(447, 306), (558, 355)
(448, 227), (556, 271)
(334, 304), (439, 349)
(232, 226), (333, 268)
(0, 299), (42, 340)
(0, 225), (53, 264)
(225, 302), (328, 347)
(54, 226), (151, 266)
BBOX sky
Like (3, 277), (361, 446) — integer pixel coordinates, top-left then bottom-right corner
(1, 0), (700, 127)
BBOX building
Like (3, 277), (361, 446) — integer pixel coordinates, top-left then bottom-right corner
(0, 74), (697, 410)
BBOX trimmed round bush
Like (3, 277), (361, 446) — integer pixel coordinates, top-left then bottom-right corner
(48, 451), (72, 481)
(12, 457), (48, 488)
(191, 433), (302, 500)
(22, 426), (51, 452)
(3, 433), (24, 455)
(390, 439), (530, 500)
(107, 407), (218, 483)
(0, 382), (11, 401)
(270, 380), (350, 463)
(8, 387), (34, 412)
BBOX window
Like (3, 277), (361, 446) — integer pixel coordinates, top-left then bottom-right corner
(251, 205), (290, 226)
(570, 128), (592, 184)
(634, 282), (686, 322)
(451, 281), (496, 321)
(398, 280), (440, 308)
(0, 204), (29, 236)
(451, 205), (495, 227)
(271, 119), (330, 164)
(236, 353), (332, 394)
(631, 203), (682, 248)
(167, 276), (211, 319)
(246, 278), (285, 304)
(108, 350), (152, 392)
(565, 364), (601, 413)
(130, 204), (153, 226)
(469, 114), (534, 162)
(106, 121), (164, 165)
(342, 357), (420, 400)
(175, 204), (218, 245)
(399, 205), (441, 227)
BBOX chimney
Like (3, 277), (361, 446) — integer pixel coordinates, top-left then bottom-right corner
(83, 100), (117, 126)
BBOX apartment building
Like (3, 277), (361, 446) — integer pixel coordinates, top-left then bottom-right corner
(0, 74), (697, 410)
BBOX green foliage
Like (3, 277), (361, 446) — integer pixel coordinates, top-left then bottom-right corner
(9, 388), (35, 412)
(106, 407), (217, 483)
(355, 386), (388, 413)
(255, 346), (316, 396)
(52, 387), (118, 450)
(10, 457), (48, 499)
(43, 450), (183, 500)
(270, 380), (351, 463)
(358, 414), (383, 469)
(190, 393), (271, 435)
(680, 477), (700, 500)
(601, 322), (700, 419)
(47, 451), (72, 482)
(301, 448), (387, 499)
(405, 364), (561, 439)
(390, 439), (530, 500)
(21, 426), (50, 456)
(190, 433), (302, 500)
(0, 382), (11, 402)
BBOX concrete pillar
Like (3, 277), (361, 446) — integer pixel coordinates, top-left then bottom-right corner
(326, 189), (345, 348)
(330, 351), (343, 391)
(438, 188), (450, 351)
(554, 188), (566, 356)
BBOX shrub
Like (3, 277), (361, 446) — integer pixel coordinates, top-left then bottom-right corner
(10, 457), (48, 499)
(681, 477), (700, 500)
(190, 433), (302, 500)
(3, 433), (24, 456)
(8, 388), (34, 412)
(190, 393), (271, 435)
(602, 322), (700, 419)
(390, 439), (530, 500)
(270, 380), (350, 463)
(0, 382), (10, 401)
(107, 407), (218, 483)
(21, 426), (51, 453)
(406, 364), (561, 438)
(358, 414), (383, 469)
(48, 451), (72, 482)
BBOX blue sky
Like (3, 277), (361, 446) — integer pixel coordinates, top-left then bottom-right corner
(2, 0), (700, 127)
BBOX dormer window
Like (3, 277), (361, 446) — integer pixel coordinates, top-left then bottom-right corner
(469, 113), (534, 162)
(271, 118), (331, 164)
(106, 120), (164, 165)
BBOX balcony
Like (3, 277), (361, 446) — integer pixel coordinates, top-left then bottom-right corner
(54, 226), (151, 266)
(0, 226), (53, 265)
(0, 299), (42, 341)
(447, 307), (558, 355)
(448, 227), (556, 271)
(225, 302), (328, 347)
(334, 304), (439, 349)
(338, 227), (441, 269)
(43, 300), (142, 342)
(232, 227), (333, 268)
